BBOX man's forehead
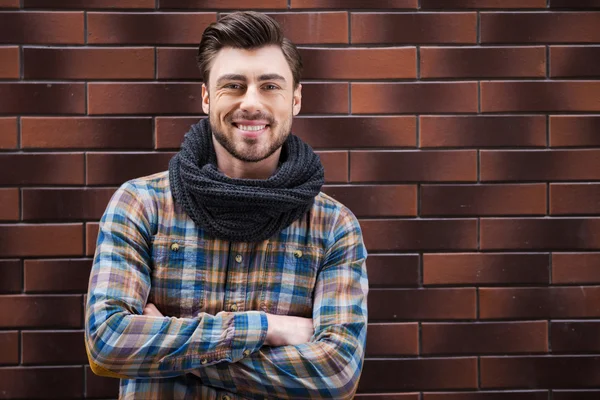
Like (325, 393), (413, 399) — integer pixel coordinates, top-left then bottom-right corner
(209, 46), (292, 82)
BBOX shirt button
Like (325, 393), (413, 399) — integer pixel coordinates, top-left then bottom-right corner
(222, 396), (231, 400)
(230, 304), (238, 312)
(235, 254), (242, 263)
(243, 349), (250, 357)
(200, 358), (208, 365)
(294, 250), (303, 258)
(171, 243), (180, 252)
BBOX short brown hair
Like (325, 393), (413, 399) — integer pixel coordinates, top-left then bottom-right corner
(197, 11), (302, 88)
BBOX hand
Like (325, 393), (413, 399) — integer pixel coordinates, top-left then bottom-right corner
(143, 303), (164, 317)
(265, 313), (314, 347)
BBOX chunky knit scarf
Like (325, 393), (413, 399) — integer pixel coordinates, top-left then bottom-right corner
(168, 118), (325, 242)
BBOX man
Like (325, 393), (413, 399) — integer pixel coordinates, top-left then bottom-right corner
(85, 11), (368, 399)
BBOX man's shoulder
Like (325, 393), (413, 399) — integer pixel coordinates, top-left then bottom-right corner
(313, 191), (360, 229)
(119, 170), (171, 198)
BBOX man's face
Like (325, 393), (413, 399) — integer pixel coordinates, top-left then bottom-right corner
(201, 45), (302, 163)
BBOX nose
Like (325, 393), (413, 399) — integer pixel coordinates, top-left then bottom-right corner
(239, 86), (262, 113)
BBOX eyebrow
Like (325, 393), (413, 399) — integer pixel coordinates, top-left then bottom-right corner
(215, 73), (287, 87)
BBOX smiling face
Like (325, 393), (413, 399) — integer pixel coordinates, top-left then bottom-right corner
(202, 45), (302, 164)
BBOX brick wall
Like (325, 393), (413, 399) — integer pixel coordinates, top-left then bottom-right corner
(1, 0), (600, 398)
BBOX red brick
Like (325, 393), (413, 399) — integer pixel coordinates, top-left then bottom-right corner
(0, 367), (83, 397)
(0, 117), (17, 149)
(550, 116), (600, 147)
(550, 0), (600, 7)
(0, 188), (18, 221)
(551, 184), (600, 215)
(550, 46), (600, 78)
(300, 48), (416, 79)
(22, 117), (153, 149)
(481, 82), (600, 112)
(0, 83), (85, 115)
(359, 358), (477, 392)
(424, 393), (548, 400)
(422, 0), (546, 7)
(351, 13), (476, 44)
(553, 391), (600, 400)
(86, 152), (174, 185)
(0, 331), (18, 364)
(481, 12), (600, 43)
(552, 253), (600, 284)
(0, 0), (18, 7)
(294, 116), (416, 149)
(366, 323), (418, 356)
(356, 395), (419, 400)
(423, 253), (550, 285)
(25, 0), (155, 7)
(421, 47), (545, 79)
(24, 47), (154, 80)
(0, 12), (83, 44)
(323, 185), (416, 217)
(366, 254), (420, 288)
(350, 151), (477, 182)
(0, 154), (84, 185)
(318, 151), (348, 183)
(0, 295), (82, 328)
(87, 12), (216, 44)
(481, 356), (600, 388)
(157, 47), (200, 80)
(481, 150), (600, 181)
(23, 188), (115, 221)
(422, 321), (548, 355)
(86, 223), (100, 256)
(160, 0), (286, 8)
(22, 331), (86, 364)
(0, 224), (84, 257)
(300, 83), (349, 114)
(292, 0), (417, 8)
(0, 260), (21, 294)
(481, 218), (600, 250)
(480, 287), (600, 319)
(85, 366), (120, 398)
(24, 259), (92, 293)
(155, 117), (200, 149)
(421, 184), (547, 216)
(352, 83), (478, 114)
(0, 46), (19, 78)
(362, 219), (477, 252)
(269, 12), (348, 44)
(552, 322), (600, 353)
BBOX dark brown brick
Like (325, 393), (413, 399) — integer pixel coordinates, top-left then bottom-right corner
(358, 358), (477, 391)
(552, 322), (600, 353)
(551, 184), (600, 215)
(421, 184), (547, 216)
(156, 47), (200, 80)
(369, 288), (477, 321)
(480, 150), (600, 181)
(23, 188), (115, 221)
(422, 0), (546, 7)
(318, 151), (348, 183)
(85, 366), (120, 398)
(323, 185), (416, 217)
(550, 116), (600, 147)
(480, 287), (600, 319)
(292, 0), (417, 8)
(352, 83), (477, 114)
(481, 218), (600, 250)
(22, 331), (86, 365)
(25, 0), (155, 7)
(424, 393), (548, 400)
(481, 82), (600, 113)
(0, 331), (18, 365)
(350, 151), (477, 182)
(0, 117), (17, 149)
(550, 0), (600, 7)
(300, 83), (349, 114)
(481, 356), (600, 388)
(550, 46), (600, 78)
(0, 260), (21, 293)
(423, 253), (550, 285)
(0, 46), (19, 78)
(155, 117), (199, 149)
(0, 188), (19, 221)
(0, 224), (84, 257)
(352, 13), (476, 44)
(0, 83), (85, 115)
(160, 0), (286, 8)
(86, 152), (174, 185)
(0, 0), (18, 7)
(300, 48), (416, 79)
(294, 116), (416, 149)
(0, 295), (82, 328)
(0, 367), (83, 398)
(87, 12), (216, 44)
(356, 395), (419, 400)
(22, 117), (153, 149)
(269, 12), (348, 44)
(0, 12), (84, 44)
(421, 47), (545, 79)
(552, 253), (600, 284)
(366, 254), (420, 288)
(362, 219), (477, 252)
(422, 321), (548, 355)
(366, 323), (418, 356)
(24, 259), (93, 293)
(86, 223), (100, 256)
(24, 47), (154, 80)
(553, 391), (600, 400)
(482, 12), (600, 43)
(0, 154), (84, 185)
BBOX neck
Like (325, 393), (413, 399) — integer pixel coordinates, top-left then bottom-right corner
(212, 136), (281, 180)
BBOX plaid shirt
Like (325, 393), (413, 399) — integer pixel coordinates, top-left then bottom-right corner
(85, 170), (369, 399)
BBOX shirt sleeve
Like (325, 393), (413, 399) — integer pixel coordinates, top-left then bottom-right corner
(84, 182), (268, 379)
(196, 205), (369, 399)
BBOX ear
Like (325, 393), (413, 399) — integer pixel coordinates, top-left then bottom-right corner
(292, 83), (302, 116)
(201, 83), (210, 114)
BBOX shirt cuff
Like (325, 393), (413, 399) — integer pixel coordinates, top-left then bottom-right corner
(229, 310), (268, 363)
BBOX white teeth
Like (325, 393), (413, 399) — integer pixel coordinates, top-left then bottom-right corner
(237, 124), (266, 132)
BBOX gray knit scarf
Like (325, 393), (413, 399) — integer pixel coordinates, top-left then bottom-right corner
(168, 118), (325, 242)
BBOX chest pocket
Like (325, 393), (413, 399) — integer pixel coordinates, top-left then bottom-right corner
(150, 238), (205, 319)
(260, 244), (323, 318)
